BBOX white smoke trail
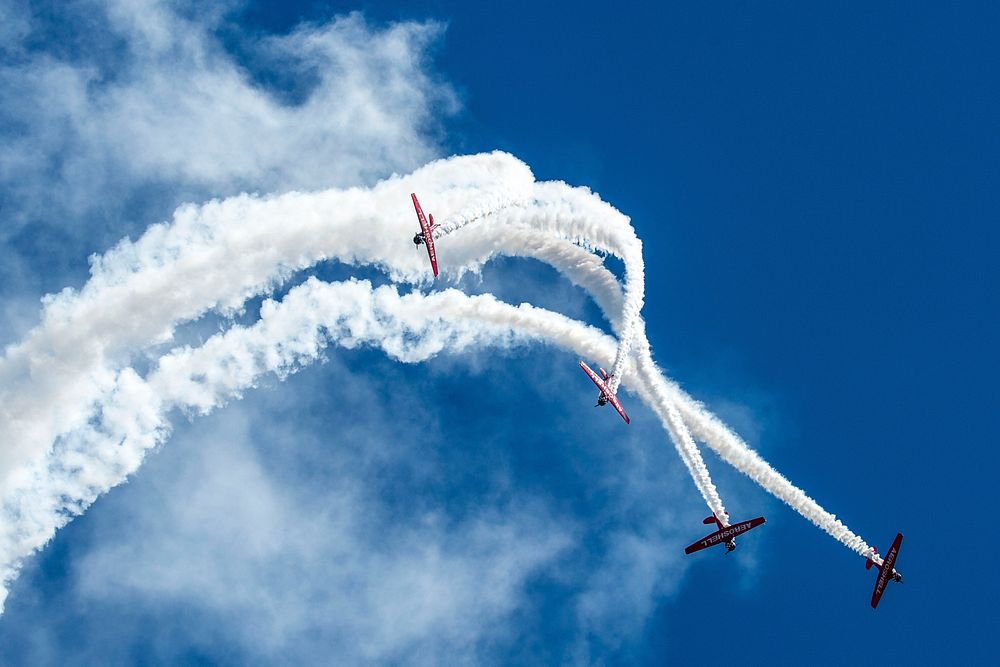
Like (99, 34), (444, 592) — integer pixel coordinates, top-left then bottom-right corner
(0, 151), (655, 497)
(0, 278), (591, 610)
(456, 227), (728, 525)
(0, 153), (671, 610)
(0, 152), (534, 486)
(0, 151), (884, 612)
(6, 274), (869, 584)
(159, 272), (879, 561)
(491, 230), (873, 553)
(434, 191), (526, 237)
(0, 226), (727, 610)
(483, 224), (872, 548)
(667, 389), (875, 557)
(634, 339), (730, 525)
(481, 185), (644, 395)
(432, 182), (644, 397)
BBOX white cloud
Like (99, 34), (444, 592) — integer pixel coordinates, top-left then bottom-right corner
(0, 1), (29, 46)
(73, 371), (574, 665)
(0, 0), (453, 298)
(0, 2), (784, 662)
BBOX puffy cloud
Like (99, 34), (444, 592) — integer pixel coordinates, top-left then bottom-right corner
(72, 395), (573, 665)
(0, 0), (453, 301)
(0, 2), (709, 663)
(1, 348), (694, 665)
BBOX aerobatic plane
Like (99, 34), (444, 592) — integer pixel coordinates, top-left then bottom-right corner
(578, 361), (630, 424)
(410, 193), (440, 277)
(684, 513), (766, 555)
(867, 532), (904, 609)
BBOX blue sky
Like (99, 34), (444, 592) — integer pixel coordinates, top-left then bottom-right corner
(0, 1), (997, 664)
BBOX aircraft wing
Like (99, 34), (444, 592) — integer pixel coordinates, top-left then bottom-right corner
(684, 530), (723, 554)
(579, 361), (605, 388)
(605, 391), (630, 424)
(423, 228), (439, 277)
(579, 361), (630, 424)
(684, 516), (766, 554)
(411, 193), (439, 277)
(871, 532), (903, 609)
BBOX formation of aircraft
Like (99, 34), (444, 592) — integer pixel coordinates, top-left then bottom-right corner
(578, 361), (630, 424)
(867, 533), (904, 609)
(411, 193), (439, 277)
(406, 194), (904, 610)
(684, 513), (766, 555)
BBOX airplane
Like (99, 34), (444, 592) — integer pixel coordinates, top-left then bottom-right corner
(867, 532), (903, 609)
(684, 513), (766, 555)
(578, 361), (630, 424)
(410, 193), (439, 277)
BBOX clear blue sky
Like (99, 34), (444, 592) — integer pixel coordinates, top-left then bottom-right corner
(1, 2), (996, 664)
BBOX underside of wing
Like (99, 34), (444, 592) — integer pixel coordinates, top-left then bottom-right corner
(411, 193), (428, 230)
(882, 533), (903, 573)
(424, 234), (439, 277)
(871, 572), (890, 609)
(606, 393), (631, 424)
(732, 516), (766, 533)
(871, 534), (902, 609)
(684, 532), (720, 554)
(579, 361), (608, 392)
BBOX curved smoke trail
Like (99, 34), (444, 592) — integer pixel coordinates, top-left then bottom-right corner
(447, 226), (728, 525)
(477, 219), (872, 553)
(0, 152), (883, 612)
(434, 183), (644, 396)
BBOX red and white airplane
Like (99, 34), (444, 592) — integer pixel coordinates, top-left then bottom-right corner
(411, 193), (440, 277)
(684, 513), (766, 555)
(867, 532), (903, 609)
(578, 361), (630, 424)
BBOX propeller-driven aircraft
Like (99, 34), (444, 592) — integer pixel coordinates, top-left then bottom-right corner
(867, 533), (903, 609)
(411, 193), (439, 277)
(684, 513), (766, 555)
(409, 197), (901, 610)
(578, 361), (630, 424)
